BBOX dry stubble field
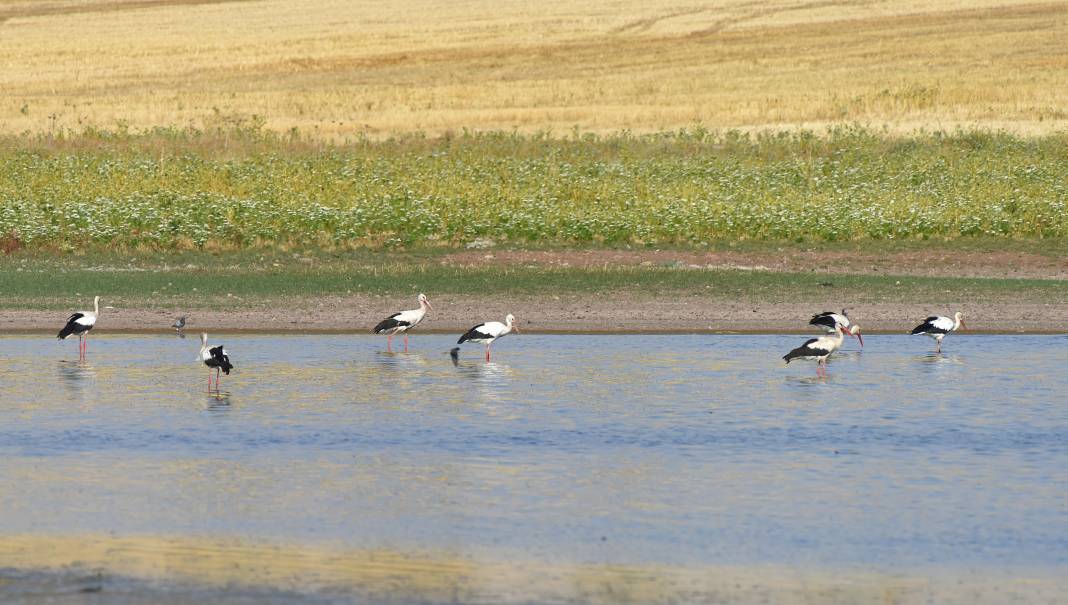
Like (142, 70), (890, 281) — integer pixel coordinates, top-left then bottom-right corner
(1, 0), (1067, 137)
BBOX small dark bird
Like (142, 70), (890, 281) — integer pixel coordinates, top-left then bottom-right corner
(173, 316), (187, 333)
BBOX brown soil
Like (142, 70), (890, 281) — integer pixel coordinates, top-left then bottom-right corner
(4, 294), (1064, 334)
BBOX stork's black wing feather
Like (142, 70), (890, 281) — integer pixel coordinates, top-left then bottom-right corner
(457, 323), (488, 344)
(57, 313), (88, 340)
(808, 313), (838, 329)
(206, 345), (234, 374)
(783, 338), (822, 363)
(373, 312), (410, 334)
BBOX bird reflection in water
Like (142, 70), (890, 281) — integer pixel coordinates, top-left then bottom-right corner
(205, 391), (232, 411)
(373, 350), (428, 370)
(918, 352), (963, 365)
(448, 347), (513, 393)
(56, 360), (96, 397)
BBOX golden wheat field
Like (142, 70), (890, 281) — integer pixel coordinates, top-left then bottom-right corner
(1, 0), (1067, 138)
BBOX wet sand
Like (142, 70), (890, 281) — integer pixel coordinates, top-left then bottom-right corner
(2, 294), (1066, 333)
(0, 535), (1063, 605)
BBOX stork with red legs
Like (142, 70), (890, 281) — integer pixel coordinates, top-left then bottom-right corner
(57, 295), (101, 361)
(910, 311), (966, 353)
(373, 293), (433, 352)
(199, 333), (234, 392)
(457, 314), (519, 361)
(783, 323), (853, 377)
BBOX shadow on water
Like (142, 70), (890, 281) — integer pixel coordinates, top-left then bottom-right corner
(56, 360), (96, 393)
(205, 391), (233, 412)
(917, 353), (964, 365)
(372, 351), (428, 371)
(782, 374), (839, 388)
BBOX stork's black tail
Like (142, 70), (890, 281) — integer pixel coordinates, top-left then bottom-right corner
(57, 314), (85, 340)
(373, 315), (406, 334)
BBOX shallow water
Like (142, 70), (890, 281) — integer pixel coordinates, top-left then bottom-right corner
(1, 333), (1066, 600)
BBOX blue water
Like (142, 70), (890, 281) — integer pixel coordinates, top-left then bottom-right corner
(0, 333), (1065, 571)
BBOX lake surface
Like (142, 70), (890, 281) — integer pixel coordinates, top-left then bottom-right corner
(0, 333), (1065, 603)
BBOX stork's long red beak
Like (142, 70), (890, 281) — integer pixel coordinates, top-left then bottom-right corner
(513, 324), (521, 334)
(425, 299), (433, 310)
(959, 319), (966, 330)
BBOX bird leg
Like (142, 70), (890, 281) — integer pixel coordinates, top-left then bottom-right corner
(216, 368), (221, 389)
(485, 344), (491, 362)
(387, 333), (393, 353)
(403, 333), (409, 352)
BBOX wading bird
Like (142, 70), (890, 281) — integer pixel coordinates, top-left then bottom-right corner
(173, 316), (187, 333)
(910, 312), (966, 353)
(373, 293), (433, 352)
(783, 323), (853, 377)
(198, 333), (233, 391)
(457, 313), (518, 361)
(57, 295), (101, 360)
(809, 309), (863, 347)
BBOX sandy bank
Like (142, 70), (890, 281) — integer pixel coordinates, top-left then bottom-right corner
(2, 295), (1065, 333)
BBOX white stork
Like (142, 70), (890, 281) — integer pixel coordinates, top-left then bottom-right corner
(198, 333), (233, 391)
(809, 309), (863, 347)
(910, 311), (965, 353)
(457, 313), (518, 361)
(373, 293), (433, 352)
(783, 323), (853, 377)
(57, 295), (101, 360)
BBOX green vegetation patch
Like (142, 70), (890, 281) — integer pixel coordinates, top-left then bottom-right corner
(1, 127), (1066, 251)
(1, 252), (1063, 310)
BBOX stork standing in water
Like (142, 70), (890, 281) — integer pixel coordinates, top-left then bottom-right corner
(373, 293), (433, 352)
(198, 333), (233, 391)
(809, 309), (864, 347)
(910, 312), (966, 353)
(457, 314), (518, 361)
(783, 323), (855, 377)
(57, 296), (101, 360)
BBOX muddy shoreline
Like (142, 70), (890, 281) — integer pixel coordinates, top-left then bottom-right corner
(3, 295), (1065, 333)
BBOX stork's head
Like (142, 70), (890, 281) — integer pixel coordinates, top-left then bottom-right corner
(955, 311), (966, 329)
(848, 324), (864, 347)
(418, 293), (432, 310)
(506, 313), (519, 333)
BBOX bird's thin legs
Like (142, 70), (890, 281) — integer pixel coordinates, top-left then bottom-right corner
(403, 333), (409, 352)
(386, 333), (393, 353)
(485, 344), (491, 362)
(216, 368), (221, 389)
